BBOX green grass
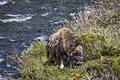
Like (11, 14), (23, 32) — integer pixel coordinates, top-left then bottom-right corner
(10, 40), (120, 80)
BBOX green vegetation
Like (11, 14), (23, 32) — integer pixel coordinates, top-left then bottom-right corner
(10, 0), (120, 80)
(10, 41), (120, 80)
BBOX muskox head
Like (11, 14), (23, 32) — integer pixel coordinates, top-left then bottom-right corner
(69, 45), (83, 67)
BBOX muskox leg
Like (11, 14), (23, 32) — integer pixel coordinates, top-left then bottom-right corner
(56, 53), (60, 65)
(46, 51), (55, 65)
(56, 52), (64, 69)
(69, 59), (74, 68)
(60, 59), (64, 69)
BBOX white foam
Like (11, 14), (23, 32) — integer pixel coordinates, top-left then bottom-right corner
(41, 7), (47, 10)
(0, 14), (35, 23)
(53, 19), (63, 25)
(0, 0), (9, 5)
(9, 39), (16, 42)
(0, 75), (3, 80)
(41, 13), (49, 17)
(6, 63), (11, 67)
(0, 36), (16, 42)
(0, 36), (6, 39)
(25, 0), (30, 3)
(22, 42), (28, 48)
(0, 58), (4, 63)
(34, 35), (48, 41)
(5, 14), (21, 17)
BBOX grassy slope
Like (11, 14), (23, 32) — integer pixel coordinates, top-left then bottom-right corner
(10, 41), (119, 80)
(9, 0), (120, 80)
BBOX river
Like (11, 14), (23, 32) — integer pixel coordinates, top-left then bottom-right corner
(0, 0), (92, 79)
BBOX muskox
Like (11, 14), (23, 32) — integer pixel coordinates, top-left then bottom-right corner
(46, 27), (83, 69)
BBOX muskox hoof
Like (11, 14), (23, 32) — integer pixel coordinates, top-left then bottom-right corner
(60, 64), (64, 69)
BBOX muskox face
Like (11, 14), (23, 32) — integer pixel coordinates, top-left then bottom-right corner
(70, 45), (83, 67)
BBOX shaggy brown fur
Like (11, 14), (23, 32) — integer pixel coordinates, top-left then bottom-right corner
(46, 27), (83, 68)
